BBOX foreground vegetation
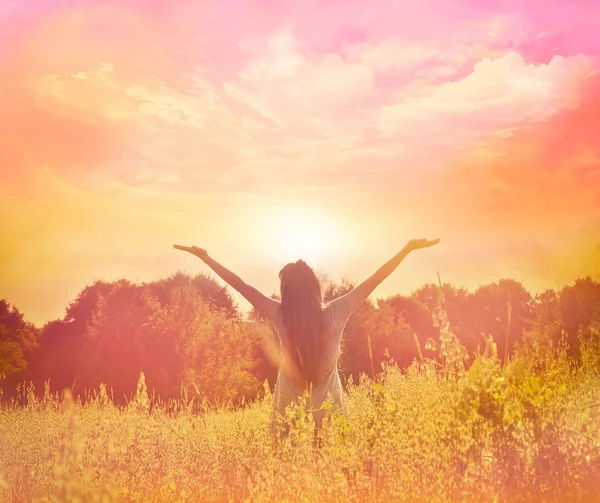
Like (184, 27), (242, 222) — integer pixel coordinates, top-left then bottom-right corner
(2, 323), (599, 503)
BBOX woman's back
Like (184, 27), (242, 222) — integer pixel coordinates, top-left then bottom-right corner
(271, 296), (352, 428)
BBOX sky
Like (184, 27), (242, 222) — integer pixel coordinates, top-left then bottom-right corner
(1, 0), (599, 326)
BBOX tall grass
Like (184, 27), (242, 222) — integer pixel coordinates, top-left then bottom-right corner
(1, 327), (599, 502)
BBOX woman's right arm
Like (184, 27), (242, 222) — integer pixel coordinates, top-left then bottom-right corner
(331, 238), (440, 318)
(173, 245), (280, 322)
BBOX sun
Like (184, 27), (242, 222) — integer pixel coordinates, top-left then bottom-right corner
(259, 206), (341, 266)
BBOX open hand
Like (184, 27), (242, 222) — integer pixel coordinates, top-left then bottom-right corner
(173, 245), (208, 259)
(405, 238), (440, 252)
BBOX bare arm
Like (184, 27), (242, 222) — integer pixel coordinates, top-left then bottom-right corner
(173, 245), (280, 322)
(332, 238), (440, 318)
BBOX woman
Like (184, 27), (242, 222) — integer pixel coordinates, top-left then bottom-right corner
(173, 238), (439, 436)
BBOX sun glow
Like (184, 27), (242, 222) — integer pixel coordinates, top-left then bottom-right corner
(259, 207), (343, 266)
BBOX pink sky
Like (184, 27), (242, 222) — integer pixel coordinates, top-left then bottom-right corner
(1, 0), (599, 325)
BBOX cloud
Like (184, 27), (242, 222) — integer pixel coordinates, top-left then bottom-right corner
(4, 0), (595, 199)
(234, 30), (375, 122)
(344, 40), (437, 73)
(417, 75), (600, 285)
(0, 78), (133, 193)
(377, 52), (595, 141)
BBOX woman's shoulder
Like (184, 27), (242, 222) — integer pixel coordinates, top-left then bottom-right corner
(322, 301), (345, 330)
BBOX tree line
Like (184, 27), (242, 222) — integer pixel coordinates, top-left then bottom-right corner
(1, 272), (599, 404)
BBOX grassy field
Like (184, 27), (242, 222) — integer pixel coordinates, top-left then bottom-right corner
(1, 333), (600, 503)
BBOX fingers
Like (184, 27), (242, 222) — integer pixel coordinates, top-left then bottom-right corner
(173, 245), (207, 258)
(409, 238), (440, 250)
(173, 244), (192, 252)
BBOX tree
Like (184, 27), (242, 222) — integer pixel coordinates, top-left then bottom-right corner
(465, 280), (534, 362)
(60, 278), (259, 404)
(144, 282), (261, 403)
(246, 292), (280, 389)
(323, 279), (398, 381)
(151, 272), (237, 318)
(25, 274), (249, 403)
(25, 280), (115, 398)
(0, 300), (38, 392)
(412, 283), (477, 358)
(10, 272), (599, 404)
(28, 319), (79, 395)
(559, 277), (600, 356)
(378, 294), (438, 364)
(75, 281), (164, 401)
(525, 289), (562, 346)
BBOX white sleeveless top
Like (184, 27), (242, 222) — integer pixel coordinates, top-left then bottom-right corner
(270, 295), (353, 427)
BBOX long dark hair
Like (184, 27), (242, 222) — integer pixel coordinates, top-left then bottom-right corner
(279, 260), (324, 388)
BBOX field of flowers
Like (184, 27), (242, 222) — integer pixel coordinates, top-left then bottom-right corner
(2, 325), (600, 503)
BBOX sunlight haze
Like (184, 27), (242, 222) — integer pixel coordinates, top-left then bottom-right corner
(0, 0), (599, 325)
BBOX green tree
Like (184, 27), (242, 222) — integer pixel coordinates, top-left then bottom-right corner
(413, 283), (477, 357)
(465, 279), (534, 362)
(26, 274), (250, 403)
(0, 300), (38, 392)
(559, 277), (600, 356)
(146, 282), (261, 403)
(25, 281), (114, 398)
(151, 272), (237, 318)
(378, 294), (437, 365)
(76, 281), (164, 401)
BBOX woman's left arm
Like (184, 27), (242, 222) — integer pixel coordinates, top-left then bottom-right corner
(173, 245), (279, 322)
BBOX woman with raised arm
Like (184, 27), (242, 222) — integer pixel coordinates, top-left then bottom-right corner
(173, 238), (439, 438)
